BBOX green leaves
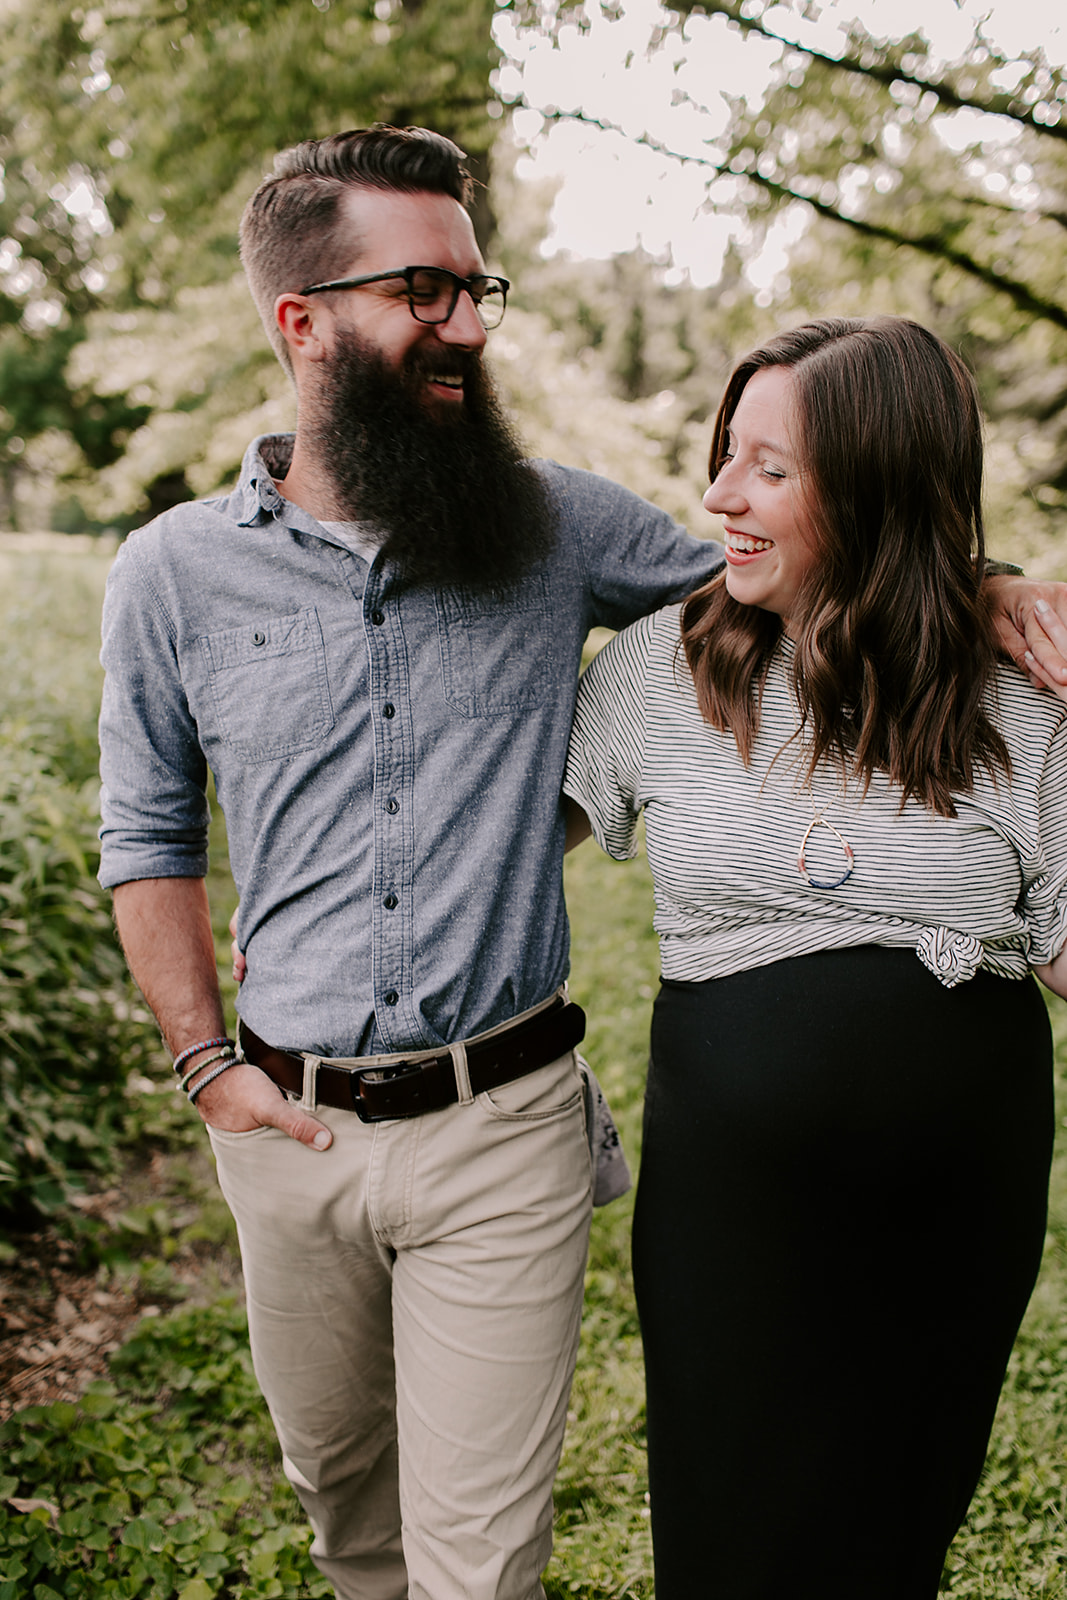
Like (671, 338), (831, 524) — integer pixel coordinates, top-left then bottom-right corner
(0, 0), (503, 525)
(0, 1301), (333, 1597)
(0, 0), (503, 309)
(0, 545), (171, 1224)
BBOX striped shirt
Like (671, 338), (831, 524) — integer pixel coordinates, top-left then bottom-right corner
(563, 605), (1067, 988)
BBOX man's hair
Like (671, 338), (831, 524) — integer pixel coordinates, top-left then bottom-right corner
(240, 125), (475, 374)
(680, 315), (1010, 816)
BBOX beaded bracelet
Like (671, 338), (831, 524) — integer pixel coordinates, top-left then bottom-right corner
(187, 1054), (240, 1105)
(173, 1035), (234, 1075)
(178, 1048), (236, 1093)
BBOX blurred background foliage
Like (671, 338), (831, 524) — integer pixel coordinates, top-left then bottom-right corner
(0, 0), (1062, 567)
(2, 7), (1067, 1587)
(0, 0), (502, 527)
(0, 544), (165, 1225)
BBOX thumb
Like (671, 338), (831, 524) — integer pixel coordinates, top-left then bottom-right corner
(263, 1098), (334, 1150)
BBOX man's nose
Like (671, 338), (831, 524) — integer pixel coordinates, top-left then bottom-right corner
(436, 289), (488, 350)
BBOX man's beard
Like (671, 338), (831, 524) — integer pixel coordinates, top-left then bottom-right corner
(308, 328), (555, 592)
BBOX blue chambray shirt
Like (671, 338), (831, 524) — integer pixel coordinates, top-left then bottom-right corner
(99, 434), (722, 1056)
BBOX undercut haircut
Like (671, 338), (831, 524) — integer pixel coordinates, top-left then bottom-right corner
(239, 125), (475, 374)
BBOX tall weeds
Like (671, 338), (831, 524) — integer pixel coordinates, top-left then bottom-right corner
(0, 542), (162, 1224)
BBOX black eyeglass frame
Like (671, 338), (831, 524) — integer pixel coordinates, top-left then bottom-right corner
(297, 265), (510, 330)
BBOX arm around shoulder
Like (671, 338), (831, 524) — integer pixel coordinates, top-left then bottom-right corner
(546, 462), (723, 629)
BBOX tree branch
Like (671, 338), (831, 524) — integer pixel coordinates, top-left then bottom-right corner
(523, 102), (1067, 331)
(747, 170), (1067, 332)
(687, 0), (1067, 144)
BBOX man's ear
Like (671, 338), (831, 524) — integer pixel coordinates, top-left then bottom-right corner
(275, 293), (331, 365)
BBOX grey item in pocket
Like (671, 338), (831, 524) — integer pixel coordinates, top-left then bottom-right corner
(578, 1055), (632, 1207)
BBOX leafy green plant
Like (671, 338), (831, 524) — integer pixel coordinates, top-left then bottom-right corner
(0, 742), (165, 1220)
(0, 545), (173, 1224)
(540, 839), (658, 1599)
(0, 1299), (331, 1599)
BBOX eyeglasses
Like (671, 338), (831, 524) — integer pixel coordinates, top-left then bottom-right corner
(298, 265), (509, 331)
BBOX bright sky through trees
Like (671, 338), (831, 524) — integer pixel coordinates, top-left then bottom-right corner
(495, 0), (1065, 285)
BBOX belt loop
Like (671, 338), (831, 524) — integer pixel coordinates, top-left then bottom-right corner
(300, 1054), (321, 1111)
(450, 1042), (473, 1105)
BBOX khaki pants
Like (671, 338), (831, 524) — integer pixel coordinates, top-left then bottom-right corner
(209, 1046), (593, 1600)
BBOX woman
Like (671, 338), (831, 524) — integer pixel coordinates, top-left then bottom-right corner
(563, 317), (1067, 1598)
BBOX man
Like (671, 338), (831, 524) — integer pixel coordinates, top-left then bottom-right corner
(98, 126), (1067, 1600)
(98, 125), (724, 1600)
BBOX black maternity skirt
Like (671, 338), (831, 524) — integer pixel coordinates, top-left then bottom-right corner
(633, 947), (1053, 1600)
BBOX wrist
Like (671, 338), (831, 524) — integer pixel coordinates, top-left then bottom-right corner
(185, 1050), (240, 1104)
(172, 1034), (234, 1075)
(179, 1046), (237, 1092)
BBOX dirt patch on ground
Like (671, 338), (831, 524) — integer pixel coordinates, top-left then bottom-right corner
(0, 1149), (243, 1422)
(0, 1216), (143, 1420)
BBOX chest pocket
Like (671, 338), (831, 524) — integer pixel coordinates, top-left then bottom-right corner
(436, 577), (551, 718)
(200, 608), (334, 759)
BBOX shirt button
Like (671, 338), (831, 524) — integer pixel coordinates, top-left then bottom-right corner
(383, 893), (398, 910)
(383, 989), (399, 1007)
(371, 609), (385, 626)
(386, 797), (400, 814)
(382, 702), (395, 719)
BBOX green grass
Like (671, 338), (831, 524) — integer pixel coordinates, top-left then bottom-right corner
(543, 840), (659, 1599)
(0, 1301), (331, 1599)
(5, 537), (1067, 1595)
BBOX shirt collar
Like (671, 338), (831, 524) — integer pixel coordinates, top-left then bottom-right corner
(232, 432), (383, 562)
(235, 433), (295, 527)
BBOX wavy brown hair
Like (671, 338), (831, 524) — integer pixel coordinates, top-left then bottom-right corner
(681, 316), (1009, 816)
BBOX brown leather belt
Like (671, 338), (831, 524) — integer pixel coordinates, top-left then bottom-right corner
(238, 996), (586, 1123)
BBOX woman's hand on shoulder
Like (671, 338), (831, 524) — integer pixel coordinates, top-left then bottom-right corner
(987, 577), (1067, 700)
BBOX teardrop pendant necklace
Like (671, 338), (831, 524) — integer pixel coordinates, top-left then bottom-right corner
(796, 793), (855, 890)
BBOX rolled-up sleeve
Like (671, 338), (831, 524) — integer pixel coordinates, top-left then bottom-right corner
(1020, 716), (1067, 967)
(98, 538), (211, 888)
(563, 613), (658, 862)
